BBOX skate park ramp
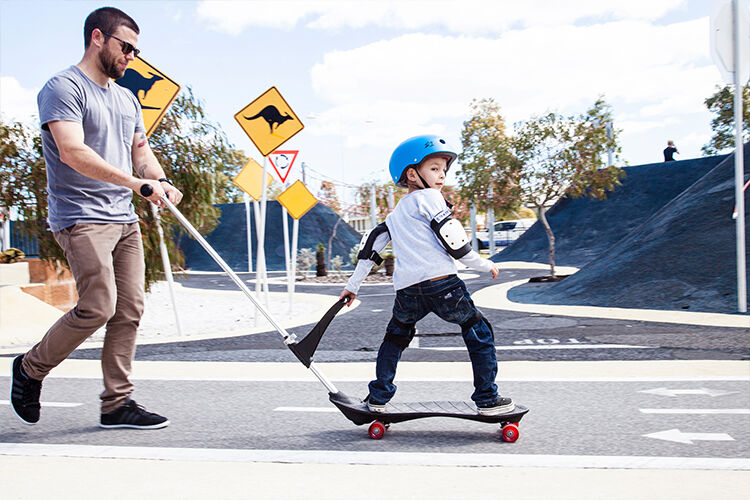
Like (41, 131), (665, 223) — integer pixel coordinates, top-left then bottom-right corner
(506, 143), (750, 313)
(177, 201), (361, 272)
(493, 153), (728, 267)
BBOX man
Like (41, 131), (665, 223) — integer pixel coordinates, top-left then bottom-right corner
(10, 7), (182, 429)
(663, 140), (679, 162)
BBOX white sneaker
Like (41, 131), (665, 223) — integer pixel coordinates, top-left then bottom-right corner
(477, 397), (515, 416)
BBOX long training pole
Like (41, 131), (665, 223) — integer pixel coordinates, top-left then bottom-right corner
(733, 0), (747, 313)
(159, 195), (339, 394)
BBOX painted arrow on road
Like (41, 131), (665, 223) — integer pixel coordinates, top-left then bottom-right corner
(643, 429), (735, 444)
(638, 387), (738, 397)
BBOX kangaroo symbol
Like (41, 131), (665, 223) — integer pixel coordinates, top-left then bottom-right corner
(116, 69), (164, 110)
(245, 105), (294, 135)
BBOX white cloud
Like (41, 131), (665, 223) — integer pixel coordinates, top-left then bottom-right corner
(196, 0), (688, 35)
(307, 18), (723, 151)
(0, 76), (38, 124)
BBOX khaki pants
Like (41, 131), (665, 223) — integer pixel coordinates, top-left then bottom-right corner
(23, 222), (145, 413)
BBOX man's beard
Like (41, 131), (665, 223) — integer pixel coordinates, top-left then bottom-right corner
(98, 49), (125, 80)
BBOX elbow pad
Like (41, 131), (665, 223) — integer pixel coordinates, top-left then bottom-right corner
(357, 222), (390, 265)
(430, 210), (471, 259)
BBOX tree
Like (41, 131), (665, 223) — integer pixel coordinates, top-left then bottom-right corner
(0, 86), (247, 288)
(0, 119), (66, 265)
(702, 84), (750, 155)
(318, 180), (341, 213)
(457, 98), (523, 217)
(511, 98), (624, 277)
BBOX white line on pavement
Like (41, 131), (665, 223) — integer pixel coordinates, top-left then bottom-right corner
(0, 400), (83, 408)
(0, 443), (747, 470)
(2, 374), (747, 382)
(419, 344), (653, 351)
(640, 408), (750, 415)
(274, 407), (337, 413)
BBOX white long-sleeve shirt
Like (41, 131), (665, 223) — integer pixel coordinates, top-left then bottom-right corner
(345, 188), (494, 294)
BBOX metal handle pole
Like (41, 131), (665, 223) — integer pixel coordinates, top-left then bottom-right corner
(158, 195), (339, 393)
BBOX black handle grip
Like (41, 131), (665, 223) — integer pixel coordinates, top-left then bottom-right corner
(140, 184), (153, 197)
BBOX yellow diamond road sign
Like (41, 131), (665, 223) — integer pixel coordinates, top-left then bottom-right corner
(233, 158), (274, 201)
(115, 56), (181, 136)
(234, 87), (304, 157)
(277, 180), (317, 220)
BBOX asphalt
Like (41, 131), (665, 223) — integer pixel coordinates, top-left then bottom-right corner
(1, 263), (748, 499)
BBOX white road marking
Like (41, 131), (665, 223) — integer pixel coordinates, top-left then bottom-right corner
(639, 387), (739, 397)
(0, 443), (747, 470)
(643, 429), (735, 444)
(640, 408), (750, 415)
(419, 344), (653, 351)
(0, 400), (82, 408)
(273, 407), (337, 413)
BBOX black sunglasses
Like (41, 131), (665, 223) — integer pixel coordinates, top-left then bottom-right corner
(100, 30), (140, 57)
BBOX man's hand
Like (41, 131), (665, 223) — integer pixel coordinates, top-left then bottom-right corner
(340, 289), (356, 306)
(161, 181), (183, 206)
(137, 179), (166, 206)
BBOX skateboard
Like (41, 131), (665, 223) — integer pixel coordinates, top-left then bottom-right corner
(329, 391), (529, 441)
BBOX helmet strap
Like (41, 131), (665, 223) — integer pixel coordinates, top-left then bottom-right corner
(416, 170), (431, 189)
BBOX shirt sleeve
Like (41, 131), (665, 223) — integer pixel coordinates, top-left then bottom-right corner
(417, 188), (451, 221)
(344, 230), (391, 295)
(38, 74), (84, 130)
(458, 250), (494, 273)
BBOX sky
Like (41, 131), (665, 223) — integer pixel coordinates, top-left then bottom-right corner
(0, 0), (742, 204)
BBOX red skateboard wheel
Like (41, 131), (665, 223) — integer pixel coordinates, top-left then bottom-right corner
(368, 421), (386, 440)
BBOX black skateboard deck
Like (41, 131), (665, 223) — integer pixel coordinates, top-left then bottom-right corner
(329, 391), (529, 441)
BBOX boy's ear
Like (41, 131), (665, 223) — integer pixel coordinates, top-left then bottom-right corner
(405, 166), (418, 182)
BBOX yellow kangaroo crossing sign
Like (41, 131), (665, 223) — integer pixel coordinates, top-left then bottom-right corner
(234, 87), (304, 156)
(115, 56), (181, 136)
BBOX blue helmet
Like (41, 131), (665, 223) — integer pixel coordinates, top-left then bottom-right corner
(389, 135), (458, 187)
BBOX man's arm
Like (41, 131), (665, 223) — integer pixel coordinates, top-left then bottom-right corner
(131, 130), (183, 206)
(47, 120), (166, 205)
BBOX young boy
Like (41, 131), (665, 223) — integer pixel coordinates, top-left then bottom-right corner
(340, 134), (514, 416)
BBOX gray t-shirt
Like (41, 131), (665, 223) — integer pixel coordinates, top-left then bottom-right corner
(37, 65), (145, 231)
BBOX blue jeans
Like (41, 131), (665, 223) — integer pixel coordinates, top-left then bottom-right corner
(368, 275), (499, 406)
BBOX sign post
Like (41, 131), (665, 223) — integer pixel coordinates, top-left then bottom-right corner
(277, 181), (318, 310)
(234, 87), (304, 314)
(116, 56), (183, 334)
(711, 0), (749, 313)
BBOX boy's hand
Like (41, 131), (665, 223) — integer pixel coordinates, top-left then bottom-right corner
(490, 263), (499, 279)
(340, 290), (356, 306)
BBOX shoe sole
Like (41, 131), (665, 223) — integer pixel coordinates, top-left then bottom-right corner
(9, 357), (38, 426)
(477, 403), (516, 416)
(99, 420), (170, 430)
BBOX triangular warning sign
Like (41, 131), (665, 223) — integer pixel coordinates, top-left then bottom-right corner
(268, 150), (298, 183)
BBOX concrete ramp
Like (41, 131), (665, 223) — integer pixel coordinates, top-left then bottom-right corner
(507, 144), (750, 313)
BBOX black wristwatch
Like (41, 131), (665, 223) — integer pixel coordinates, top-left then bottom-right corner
(158, 177), (173, 186)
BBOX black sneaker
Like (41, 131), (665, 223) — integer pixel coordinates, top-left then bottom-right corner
(100, 398), (170, 429)
(10, 355), (42, 425)
(477, 397), (515, 416)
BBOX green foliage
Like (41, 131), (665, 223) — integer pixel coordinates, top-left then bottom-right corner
(513, 97), (624, 209)
(140, 86), (247, 287)
(702, 84), (750, 155)
(457, 98), (522, 214)
(0, 120), (66, 265)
